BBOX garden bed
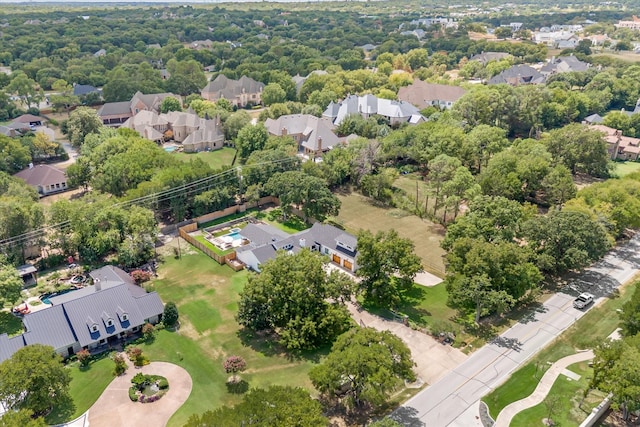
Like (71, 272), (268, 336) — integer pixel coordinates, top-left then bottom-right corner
(129, 373), (169, 403)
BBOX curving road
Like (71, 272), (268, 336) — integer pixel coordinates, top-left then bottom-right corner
(392, 233), (640, 427)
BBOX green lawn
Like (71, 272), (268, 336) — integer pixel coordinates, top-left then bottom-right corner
(331, 192), (446, 276)
(612, 161), (640, 178)
(174, 147), (236, 170)
(46, 355), (115, 424)
(511, 361), (605, 427)
(483, 281), (636, 419)
(193, 233), (234, 256)
(144, 251), (321, 426)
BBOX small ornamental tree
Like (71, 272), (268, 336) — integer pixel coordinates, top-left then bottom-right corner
(76, 349), (91, 367)
(142, 323), (156, 341)
(223, 355), (247, 383)
(113, 353), (127, 376)
(163, 302), (179, 328)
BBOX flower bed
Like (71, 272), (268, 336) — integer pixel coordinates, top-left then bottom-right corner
(128, 373), (169, 403)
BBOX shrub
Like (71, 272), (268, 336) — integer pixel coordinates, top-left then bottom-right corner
(162, 302), (179, 328)
(113, 353), (127, 376)
(142, 323), (156, 341)
(224, 355), (247, 382)
(76, 349), (91, 367)
(35, 254), (65, 270)
(131, 373), (149, 389)
(158, 378), (169, 390)
(126, 347), (142, 361)
(128, 386), (138, 402)
(130, 270), (151, 284)
(48, 118), (59, 126)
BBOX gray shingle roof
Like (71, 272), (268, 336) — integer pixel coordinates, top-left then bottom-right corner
(14, 164), (66, 188)
(323, 94), (422, 125)
(264, 114), (341, 152)
(201, 74), (264, 100)
(0, 334), (26, 362)
(73, 84), (99, 96)
(97, 101), (131, 116)
(488, 65), (545, 85)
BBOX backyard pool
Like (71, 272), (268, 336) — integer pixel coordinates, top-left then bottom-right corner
(164, 146), (177, 153)
(40, 288), (76, 305)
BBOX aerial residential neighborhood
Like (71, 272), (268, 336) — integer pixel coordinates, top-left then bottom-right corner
(1, 1), (640, 427)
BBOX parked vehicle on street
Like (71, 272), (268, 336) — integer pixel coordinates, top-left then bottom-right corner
(573, 293), (594, 309)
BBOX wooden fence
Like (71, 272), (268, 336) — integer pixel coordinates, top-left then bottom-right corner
(178, 224), (236, 266)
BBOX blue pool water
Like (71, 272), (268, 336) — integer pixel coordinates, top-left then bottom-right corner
(228, 231), (242, 240)
(40, 288), (75, 305)
(164, 146), (177, 152)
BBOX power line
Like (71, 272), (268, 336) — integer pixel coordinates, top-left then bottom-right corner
(0, 156), (299, 249)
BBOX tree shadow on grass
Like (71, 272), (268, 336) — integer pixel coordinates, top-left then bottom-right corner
(225, 379), (249, 394)
(44, 392), (76, 425)
(236, 328), (330, 363)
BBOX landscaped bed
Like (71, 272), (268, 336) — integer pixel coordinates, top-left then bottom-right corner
(129, 373), (169, 403)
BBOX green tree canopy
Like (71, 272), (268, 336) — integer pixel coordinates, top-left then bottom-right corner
(0, 262), (24, 306)
(0, 344), (71, 416)
(543, 123), (611, 177)
(65, 107), (103, 149)
(356, 229), (422, 307)
(310, 327), (415, 409)
(236, 249), (352, 351)
(184, 386), (328, 427)
(159, 96), (182, 113)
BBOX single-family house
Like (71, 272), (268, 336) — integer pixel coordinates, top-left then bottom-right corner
(73, 84), (100, 98)
(0, 265), (164, 362)
(539, 55), (591, 77)
(0, 125), (17, 137)
(122, 110), (224, 152)
(264, 114), (344, 157)
(235, 223), (358, 273)
(201, 75), (265, 107)
(97, 91), (180, 126)
(94, 49), (107, 57)
(590, 124), (640, 161)
(616, 16), (640, 31)
(488, 64), (545, 86)
(11, 114), (43, 127)
(323, 94), (424, 126)
(14, 164), (68, 196)
(583, 113), (604, 124)
(397, 79), (467, 109)
(189, 39), (214, 50)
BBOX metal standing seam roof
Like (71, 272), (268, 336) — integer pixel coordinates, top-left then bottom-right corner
(97, 101), (132, 116)
(22, 304), (77, 349)
(0, 334), (26, 362)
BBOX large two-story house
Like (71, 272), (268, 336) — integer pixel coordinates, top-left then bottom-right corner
(97, 92), (180, 126)
(323, 94), (424, 127)
(0, 266), (164, 363)
(201, 75), (265, 108)
(264, 114), (346, 158)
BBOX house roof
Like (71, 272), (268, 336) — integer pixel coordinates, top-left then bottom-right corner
(584, 113), (604, 124)
(201, 74), (265, 100)
(397, 80), (467, 109)
(0, 125), (16, 137)
(323, 94), (422, 125)
(73, 84), (99, 96)
(90, 265), (135, 288)
(237, 223), (288, 249)
(17, 264), (37, 277)
(488, 64), (545, 85)
(469, 52), (511, 64)
(97, 101), (132, 117)
(14, 164), (66, 187)
(13, 114), (42, 124)
(264, 114), (341, 152)
(0, 334), (26, 362)
(22, 305), (77, 349)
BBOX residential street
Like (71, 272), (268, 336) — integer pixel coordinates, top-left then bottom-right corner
(393, 233), (640, 427)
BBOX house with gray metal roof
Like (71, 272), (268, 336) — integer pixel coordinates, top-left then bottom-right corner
(323, 94), (424, 126)
(0, 265), (164, 362)
(488, 64), (545, 86)
(235, 223), (357, 273)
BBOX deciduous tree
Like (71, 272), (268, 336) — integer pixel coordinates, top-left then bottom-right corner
(310, 328), (415, 409)
(65, 107), (102, 148)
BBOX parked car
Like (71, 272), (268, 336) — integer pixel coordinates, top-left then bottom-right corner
(573, 293), (594, 309)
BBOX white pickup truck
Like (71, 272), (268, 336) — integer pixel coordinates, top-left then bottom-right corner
(573, 293), (595, 309)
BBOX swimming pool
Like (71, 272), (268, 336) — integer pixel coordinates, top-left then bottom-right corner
(228, 231), (242, 241)
(164, 146), (177, 153)
(40, 288), (75, 305)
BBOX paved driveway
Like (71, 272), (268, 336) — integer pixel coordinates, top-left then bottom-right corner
(88, 359), (193, 427)
(394, 233), (640, 427)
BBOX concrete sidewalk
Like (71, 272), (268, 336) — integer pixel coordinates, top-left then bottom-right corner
(494, 350), (595, 427)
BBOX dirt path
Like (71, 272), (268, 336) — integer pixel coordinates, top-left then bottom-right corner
(88, 358), (192, 427)
(347, 302), (467, 385)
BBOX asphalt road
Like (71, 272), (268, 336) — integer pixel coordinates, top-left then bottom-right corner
(393, 233), (640, 427)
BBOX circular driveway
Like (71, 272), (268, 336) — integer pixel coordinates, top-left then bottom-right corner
(88, 359), (192, 427)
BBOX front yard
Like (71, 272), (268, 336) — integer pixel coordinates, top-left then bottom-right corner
(173, 147), (236, 170)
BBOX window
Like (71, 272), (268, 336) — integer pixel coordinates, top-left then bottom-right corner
(324, 248), (330, 255)
(106, 319), (113, 327)
(91, 325), (98, 332)
(121, 313), (128, 321)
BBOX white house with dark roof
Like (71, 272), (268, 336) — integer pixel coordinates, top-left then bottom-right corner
(264, 114), (345, 157)
(235, 223), (358, 273)
(0, 265), (164, 362)
(323, 94), (424, 126)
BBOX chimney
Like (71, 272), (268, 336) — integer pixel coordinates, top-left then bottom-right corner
(281, 127), (287, 136)
(317, 136), (322, 154)
(95, 278), (101, 292)
(299, 238), (306, 248)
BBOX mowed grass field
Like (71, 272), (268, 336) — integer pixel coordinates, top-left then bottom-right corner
(173, 147), (236, 170)
(333, 192), (446, 276)
(145, 249), (321, 426)
(613, 161), (640, 178)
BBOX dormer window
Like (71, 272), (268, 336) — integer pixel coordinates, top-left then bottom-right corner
(121, 313), (128, 322)
(106, 319), (114, 327)
(91, 324), (99, 332)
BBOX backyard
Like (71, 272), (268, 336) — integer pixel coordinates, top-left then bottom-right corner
(612, 161), (640, 178)
(173, 147), (236, 170)
(332, 191), (446, 276)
